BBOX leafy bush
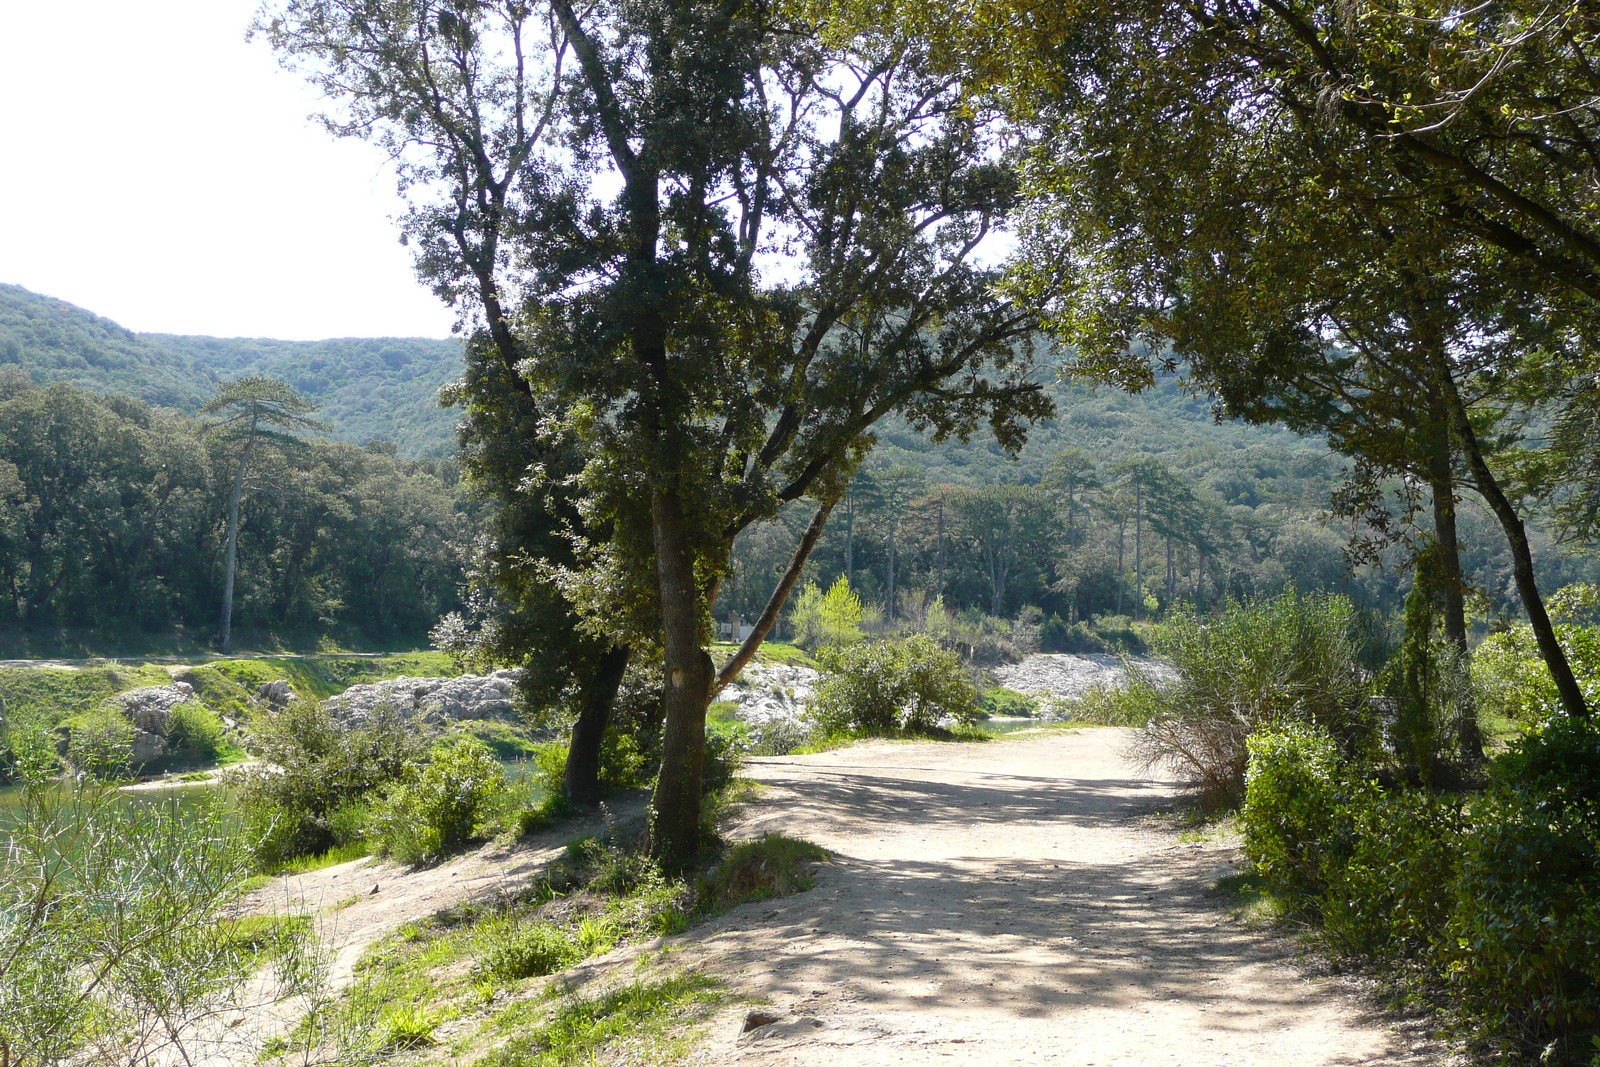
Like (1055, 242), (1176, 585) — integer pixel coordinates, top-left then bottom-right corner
(1039, 613), (1108, 653)
(1241, 724), (1368, 906)
(1049, 677), (1161, 726)
(1446, 715), (1600, 1061)
(163, 701), (237, 766)
(1321, 788), (1465, 960)
(370, 735), (507, 865)
(979, 687), (1039, 719)
(1088, 614), (1147, 654)
(742, 715), (818, 756)
(237, 701), (427, 867)
(1130, 592), (1373, 807)
(1474, 622), (1600, 728)
(0, 769), (280, 1066)
(809, 634), (978, 737)
(788, 576), (865, 651)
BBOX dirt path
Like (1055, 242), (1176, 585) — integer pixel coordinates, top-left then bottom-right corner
(666, 727), (1452, 1066)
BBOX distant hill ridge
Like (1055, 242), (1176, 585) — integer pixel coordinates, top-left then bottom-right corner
(0, 281), (1334, 495)
(0, 283), (465, 458)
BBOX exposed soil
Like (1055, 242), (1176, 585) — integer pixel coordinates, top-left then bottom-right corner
(670, 727), (1457, 1066)
(215, 727), (1459, 1066)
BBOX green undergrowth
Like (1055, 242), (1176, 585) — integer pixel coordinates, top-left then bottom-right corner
(477, 973), (725, 1067)
(268, 832), (823, 1065)
(712, 641), (818, 670)
(1, 652), (474, 785)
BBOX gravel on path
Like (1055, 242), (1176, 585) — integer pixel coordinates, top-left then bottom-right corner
(674, 728), (1454, 1066)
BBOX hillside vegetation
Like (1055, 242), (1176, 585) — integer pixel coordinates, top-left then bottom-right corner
(0, 284), (461, 457)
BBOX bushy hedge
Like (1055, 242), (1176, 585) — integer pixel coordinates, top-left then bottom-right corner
(809, 634), (978, 737)
(1241, 717), (1600, 1063)
(238, 701), (427, 867)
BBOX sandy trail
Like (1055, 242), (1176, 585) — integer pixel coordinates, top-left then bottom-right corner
(671, 727), (1449, 1066)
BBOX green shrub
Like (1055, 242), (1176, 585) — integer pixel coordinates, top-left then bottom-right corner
(1241, 724), (1368, 907)
(1131, 592), (1374, 807)
(237, 701), (427, 868)
(979, 687), (1039, 719)
(63, 711), (136, 778)
(696, 835), (830, 913)
(1052, 678), (1160, 726)
(1322, 788), (1465, 960)
(1446, 715), (1600, 1061)
(809, 634), (978, 737)
(477, 921), (583, 981)
(370, 735), (507, 866)
(1039, 614), (1108, 654)
(163, 701), (237, 766)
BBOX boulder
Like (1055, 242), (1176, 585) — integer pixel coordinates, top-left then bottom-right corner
(130, 729), (169, 764)
(256, 679), (298, 707)
(111, 682), (198, 735)
(324, 669), (523, 728)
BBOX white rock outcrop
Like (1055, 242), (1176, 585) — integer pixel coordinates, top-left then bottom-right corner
(111, 682), (199, 735)
(992, 653), (1176, 705)
(715, 661), (820, 725)
(324, 669), (524, 728)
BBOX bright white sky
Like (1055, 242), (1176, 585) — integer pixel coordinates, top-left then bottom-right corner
(0, 0), (456, 340)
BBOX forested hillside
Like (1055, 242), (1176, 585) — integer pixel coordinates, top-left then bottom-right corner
(156, 333), (464, 457)
(726, 375), (1600, 637)
(0, 284), (214, 409)
(9, 279), (1598, 649)
(0, 284), (461, 457)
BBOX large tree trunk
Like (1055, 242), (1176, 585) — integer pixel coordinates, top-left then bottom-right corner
(563, 644), (632, 806)
(1438, 365), (1589, 718)
(648, 483), (714, 868)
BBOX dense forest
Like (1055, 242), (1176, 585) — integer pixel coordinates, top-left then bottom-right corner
(9, 282), (1600, 662)
(0, 368), (467, 649)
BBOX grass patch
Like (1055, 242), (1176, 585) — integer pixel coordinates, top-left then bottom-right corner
(215, 913), (314, 963)
(269, 840), (371, 876)
(711, 641), (816, 670)
(477, 974), (724, 1067)
(1209, 871), (1282, 924)
(696, 834), (829, 913)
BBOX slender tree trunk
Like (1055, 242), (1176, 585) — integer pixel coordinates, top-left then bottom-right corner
(1422, 387), (1484, 760)
(887, 525), (897, 623)
(935, 496), (945, 595)
(1166, 537), (1175, 606)
(844, 490), (854, 588)
(218, 442), (250, 654)
(1116, 518), (1125, 615)
(563, 644), (632, 806)
(1134, 485), (1143, 620)
(1438, 364), (1589, 718)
